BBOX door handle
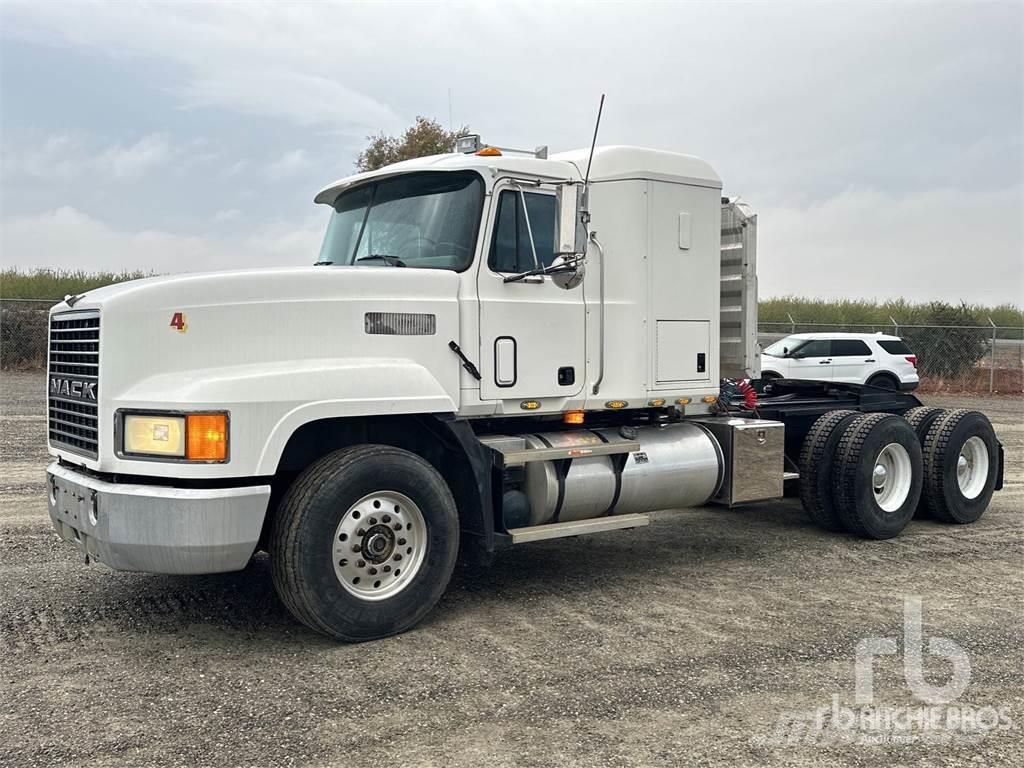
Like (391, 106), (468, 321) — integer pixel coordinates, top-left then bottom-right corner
(865, 359), (875, 362)
(819, 360), (832, 364)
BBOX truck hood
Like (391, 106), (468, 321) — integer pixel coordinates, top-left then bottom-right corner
(48, 265), (464, 476)
(58, 265), (458, 310)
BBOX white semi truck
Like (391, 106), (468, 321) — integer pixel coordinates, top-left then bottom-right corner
(46, 141), (1003, 641)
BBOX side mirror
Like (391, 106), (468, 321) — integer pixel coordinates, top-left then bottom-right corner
(549, 254), (585, 290)
(556, 184), (587, 258)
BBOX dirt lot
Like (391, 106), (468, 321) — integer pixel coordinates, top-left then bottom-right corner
(1, 371), (1021, 767)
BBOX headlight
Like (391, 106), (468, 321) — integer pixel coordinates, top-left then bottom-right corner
(124, 414), (185, 457)
(121, 412), (228, 462)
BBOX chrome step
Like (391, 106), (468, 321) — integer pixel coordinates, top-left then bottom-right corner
(507, 513), (650, 544)
(783, 471), (800, 481)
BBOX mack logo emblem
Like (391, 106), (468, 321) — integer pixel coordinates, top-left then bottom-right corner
(50, 377), (97, 401)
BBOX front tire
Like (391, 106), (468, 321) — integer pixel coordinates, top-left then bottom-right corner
(271, 445), (459, 641)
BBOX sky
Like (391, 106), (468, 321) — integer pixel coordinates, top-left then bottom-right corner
(1, 1), (1021, 305)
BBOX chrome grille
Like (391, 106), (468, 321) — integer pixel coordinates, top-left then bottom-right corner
(48, 312), (100, 458)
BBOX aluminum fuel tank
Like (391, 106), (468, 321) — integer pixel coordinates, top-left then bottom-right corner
(522, 423), (723, 525)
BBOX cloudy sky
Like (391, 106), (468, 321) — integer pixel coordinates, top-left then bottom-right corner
(1, 1), (1021, 304)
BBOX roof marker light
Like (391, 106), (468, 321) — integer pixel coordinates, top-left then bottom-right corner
(476, 147), (502, 157)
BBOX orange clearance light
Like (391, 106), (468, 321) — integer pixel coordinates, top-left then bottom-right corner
(186, 413), (228, 461)
(520, 400), (541, 411)
(676, 397), (692, 406)
(605, 400), (628, 410)
(476, 146), (502, 157)
(648, 399), (666, 407)
(563, 410), (585, 425)
(702, 395), (718, 404)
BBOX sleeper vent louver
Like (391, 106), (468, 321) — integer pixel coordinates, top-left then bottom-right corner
(364, 312), (436, 336)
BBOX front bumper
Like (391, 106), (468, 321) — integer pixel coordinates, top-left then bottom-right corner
(47, 462), (270, 574)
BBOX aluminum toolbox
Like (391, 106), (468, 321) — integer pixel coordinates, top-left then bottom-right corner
(691, 417), (784, 506)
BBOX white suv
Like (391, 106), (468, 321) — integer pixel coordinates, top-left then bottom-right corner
(761, 332), (919, 391)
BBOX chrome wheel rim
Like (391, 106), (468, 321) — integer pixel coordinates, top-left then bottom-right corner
(956, 436), (989, 499)
(332, 491), (427, 601)
(872, 443), (912, 512)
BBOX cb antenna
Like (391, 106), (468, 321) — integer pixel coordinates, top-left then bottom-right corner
(583, 94), (605, 189)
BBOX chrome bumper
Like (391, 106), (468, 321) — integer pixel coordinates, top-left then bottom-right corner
(47, 462), (270, 575)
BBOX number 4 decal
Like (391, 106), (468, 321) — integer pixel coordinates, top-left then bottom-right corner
(170, 312), (188, 332)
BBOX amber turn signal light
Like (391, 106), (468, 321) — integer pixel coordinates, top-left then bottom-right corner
(186, 413), (228, 461)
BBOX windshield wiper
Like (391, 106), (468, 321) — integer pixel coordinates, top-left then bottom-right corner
(356, 254), (406, 267)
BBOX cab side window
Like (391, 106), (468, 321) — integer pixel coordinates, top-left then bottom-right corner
(488, 190), (557, 273)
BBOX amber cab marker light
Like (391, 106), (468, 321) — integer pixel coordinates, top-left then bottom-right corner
(605, 400), (628, 410)
(563, 410), (585, 425)
(676, 397), (692, 406)
(186, 413), (228, 461)
(476, 146), (502, 157)
(702, 395), (718, 404)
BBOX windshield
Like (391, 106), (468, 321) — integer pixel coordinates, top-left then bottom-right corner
(317, 171), (484, 271)
(764, 335), (804, 357)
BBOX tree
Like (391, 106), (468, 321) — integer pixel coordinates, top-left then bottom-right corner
(355, 117), (472, 172)
(901, 301), (988, 379)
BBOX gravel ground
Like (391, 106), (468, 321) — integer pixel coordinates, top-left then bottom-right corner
(1, 371), (1021, 767)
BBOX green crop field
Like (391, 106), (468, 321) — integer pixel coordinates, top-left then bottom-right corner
(1, 268), (150, 300)
(759, 296), (1021, 330)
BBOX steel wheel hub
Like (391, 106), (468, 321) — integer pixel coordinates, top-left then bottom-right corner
(872, 443), (913, 513)
(332, 491), (427, 601)
(957, 436), (989, 499)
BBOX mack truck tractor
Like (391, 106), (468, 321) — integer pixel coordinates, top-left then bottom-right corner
(46, 140), (1004, 641)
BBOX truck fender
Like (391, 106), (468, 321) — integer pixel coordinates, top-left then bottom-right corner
(253, 359), (458, 476)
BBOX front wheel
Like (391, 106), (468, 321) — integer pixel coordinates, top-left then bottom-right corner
(270, 445), (459, 641)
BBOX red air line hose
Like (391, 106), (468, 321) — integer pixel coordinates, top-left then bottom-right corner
(737, 379), (758, 410)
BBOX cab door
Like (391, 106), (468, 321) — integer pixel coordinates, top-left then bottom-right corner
(477, 181), (585, 401)
(787, 338), (834, 380)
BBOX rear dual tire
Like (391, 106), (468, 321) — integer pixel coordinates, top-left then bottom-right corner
(798, 409), (860, 531)
(920, 409), (998, 524)
(832, 414), (923, 539)
(799, 407), (998, 538)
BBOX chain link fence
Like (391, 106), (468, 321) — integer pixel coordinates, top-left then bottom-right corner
(3, 298), (1021, 395)
(1, 298), (55, 371)
(759, 321), (1024, 394)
